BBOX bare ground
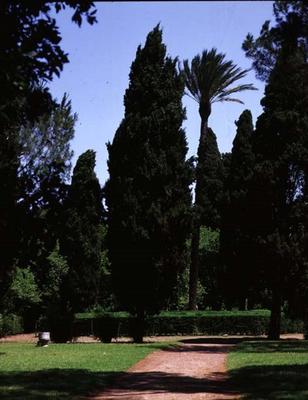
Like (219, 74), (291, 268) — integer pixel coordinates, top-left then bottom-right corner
(0, 333), (303, 343)
(89, 339), (241, 400)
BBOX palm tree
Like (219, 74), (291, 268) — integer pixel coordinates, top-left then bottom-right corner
(180, 48), (256, 310)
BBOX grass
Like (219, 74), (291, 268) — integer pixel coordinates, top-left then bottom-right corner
(0, 342), (170, 399)
(228, 340), (308, 400)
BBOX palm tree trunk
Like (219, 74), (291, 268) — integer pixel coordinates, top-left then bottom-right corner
(189, 117), (208, 310)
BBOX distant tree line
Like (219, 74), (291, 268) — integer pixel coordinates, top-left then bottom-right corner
(0, 1), (307, 342)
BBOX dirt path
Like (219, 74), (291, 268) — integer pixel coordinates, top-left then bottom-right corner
(89, 338), (241, 400)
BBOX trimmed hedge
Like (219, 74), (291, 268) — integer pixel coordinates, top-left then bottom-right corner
(73, 310), (303, 340)
(0, 314), (23, 337)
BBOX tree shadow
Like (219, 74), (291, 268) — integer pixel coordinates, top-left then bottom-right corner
(179, 336), (266, 345)
(233, 340), (308, 354)
(162, 343), (235, 354)
(0, 369), (119, 400)
(230, 364), (308, 400)
(90, 370), (239, 398)
(0, 368), (240, 400)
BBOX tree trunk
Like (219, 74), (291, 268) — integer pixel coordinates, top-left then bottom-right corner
(304, 308), (308, 340)
(133, 308), (145, 343)
(188, 117), (208, 310)
(268, 286), (282, 340)
(189, 222), (200, 310)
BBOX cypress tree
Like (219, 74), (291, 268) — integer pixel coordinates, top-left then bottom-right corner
(243, 0), (308, 339)
(60, 150), (103, 312)
(196, 128), (224, 228)
(190, 128), (224, 309)
(220, 110), (256, 309)
(105, 26), (192, 342)
(251, 44), (308, 340)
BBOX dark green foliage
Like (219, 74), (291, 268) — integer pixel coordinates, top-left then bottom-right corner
(180, 49), (256, 310)
(0, 1), (96, 126)
(0, 128), (19, 300)
(0, 314), (23, 337)
(220, 110), (256, 309)
(74, 310), (303, 338)
(196, 128), (224, 228)
(41, 243), (69, 305)
(198, 227), (222, 310)
(221, 152), (232, 181)
(242, 1), (307, 81)
(0, 0), (96, 302)
(3, 267), (41, 313)
(105, 26), (192, 340)
(17, 95), (76, 275)
(60, 150), (103, 313)
(247, 17), (308, 338)
(189, 127), (224, 310)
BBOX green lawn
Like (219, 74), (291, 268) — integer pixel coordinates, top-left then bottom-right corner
(228, 340), (308, 400)
(0, 342), (168, 399)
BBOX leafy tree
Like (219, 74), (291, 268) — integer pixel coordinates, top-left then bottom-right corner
(17, 95), (76, 275)
(105, 26), (192, 342)
(42, 242), (69, 305)
(180, 49), (256, 309)
(0, 0), (96, 302)
(4, 267), (41, 312)
(243, 1), (307, 81)
(60, 150), (103, 313)
(2, 266), (41, 331)
(0, 0), (96, 126)
(220, 110), (256, 309)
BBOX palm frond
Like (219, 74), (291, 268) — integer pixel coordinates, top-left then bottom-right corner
(179, 48), (257, 117)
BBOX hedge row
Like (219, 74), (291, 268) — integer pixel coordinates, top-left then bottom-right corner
(0, 314), (23, 337)
(73, 311), (303, 341)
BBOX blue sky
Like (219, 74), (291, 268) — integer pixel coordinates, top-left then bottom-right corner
(49, 1), (274, 184)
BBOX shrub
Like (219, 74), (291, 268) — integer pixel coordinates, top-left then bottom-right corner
(0, 314), (23, 337)
(73, 310), (303, 340)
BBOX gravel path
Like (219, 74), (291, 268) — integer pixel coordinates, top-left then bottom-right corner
(89, 339), (241, 400)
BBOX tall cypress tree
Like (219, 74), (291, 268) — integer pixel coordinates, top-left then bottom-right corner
(220, 110), (256, 309)
(250, 46), (308, 339)
(244, 2), (308, 339)
(196, 128), (224, 228)
(60, 150), (103, 312)
(105, 26), (192, 342)
(189, 128), (223, 308)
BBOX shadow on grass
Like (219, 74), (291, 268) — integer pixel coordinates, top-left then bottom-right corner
(230, 364), (308, 400)
(179, 337), (266, 345)
(0, 369), (119, 400)
(0, 369), (239, 400)
(233, 340), (308, 354)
